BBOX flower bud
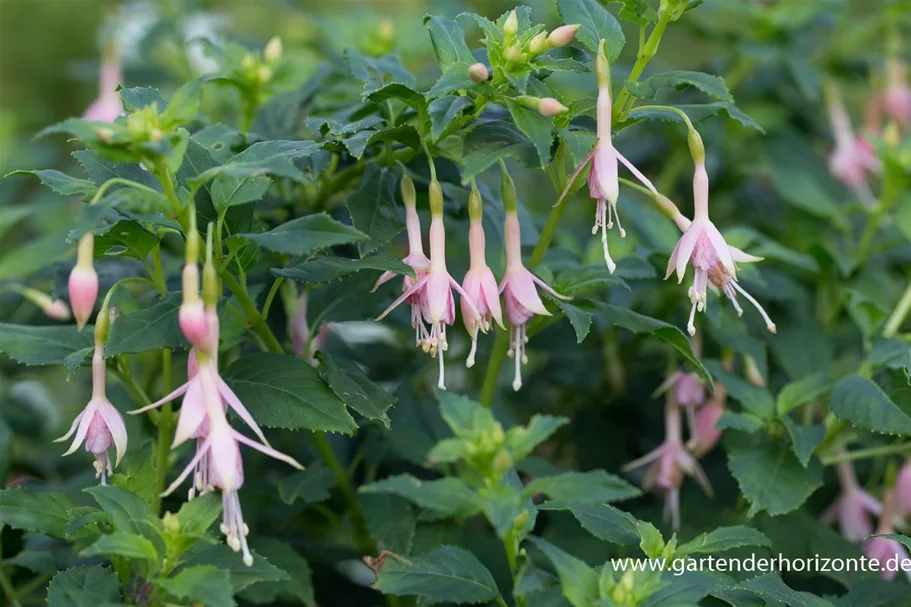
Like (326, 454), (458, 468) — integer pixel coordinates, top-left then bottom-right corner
(468, 62), (489, 83)
(400, 173), (416, 207)
(257, 65), (273, 84)
(547, 24), (580, 48)
(69, 233), (98, 331)
(468, 182), (483, 222)
(203, 223), (219, 307)
(44, 299), (72, 321)
(538, 97), (568, 117)
(264, 36), (283, 64)
(500, 166), (518, 212)
(596, 39), (610, 89)
(687, 127), (705, 165)
(528, 32), (549, 55)
(505, 43), (523, 63)
(503, 10), (518, 41)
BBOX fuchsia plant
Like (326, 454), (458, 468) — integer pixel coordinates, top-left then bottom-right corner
(821, 457), (883, 543)
(82, 42), (123, 123)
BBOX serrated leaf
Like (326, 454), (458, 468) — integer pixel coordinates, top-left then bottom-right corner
(376, 545), (500, 604)
(727, 436), (822, 517)
(92, 220), (160, 260)
(735, 573), (834, 607)
(237, 213), (367, 256)
(346, 165), (403, 256)
(82, 531), (159, 561)
(830, 374), (911, 436)
(119, 86), (166, 111)
(557, 0), (625, 61)
(424, 15), (474, 71)
(0, 324), (93, 366)
(274, 254), (412, 284)
(73, 150), (161, 191)
(781, 417), (825, 468)
(776, 373), (831, 415)
(223, 353), (357, 433)
(461, 119), (541, 180)
(538, 502), (639, 545)
(174, 492), (222, 537)
(8, 169), (97, 197)
(436, 390), (499, 440)
(627, 71), (733, 102)
(704, 361), (774, 418)
(361, 474), (482, 518)
(191, 140), (322, 186)
(626, 102), (764, 132)
(0, 489), (77, 539)
(46, 566), (121, 607)
(278, 463), (337, 505)
(554, 299), (592, 343)
(182, 544), (289, 592)
(527, 536), (598, 607)
(430, 95), (473, 141)
(675, 525), (771, 558)
(239, 538), (316, 606)
(318, 353), (394, 427)
(505, 415), (569, 462)
(105, 293), (187, 356)
(156, 566), (235, 607)
(505, 98), (554, 167)
(525, 470), (640, 504)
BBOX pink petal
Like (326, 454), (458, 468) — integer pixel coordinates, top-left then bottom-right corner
(232, 430), (304, 470)
(506, 270), (549, 317)
(376, 275), (429, 321)
(676, 449), (714, 497)
(62, 403), (97, 456)
(728, 246), (763, 264)
(96, 399), (128, 466)
(622, 444), (666, 472)
(161, 435), (212, 497)
(128, 380), (191, 414)
(217, 377), (271, 448)
(209, 427), (243, 493)
(450, 276), (481, 320)
(702, 221), (736, 278)
(480, 271), (504, 328)
(556, 150), (594, 206)
(172, 379), (206, 448)
(651, 372), (682, 398)
(673, 224), (702, 283)
(530, 273), (571, 301)
(425, 273), (453, 324)
(593, 144), (619, 204)
(615, 150), (659, 196)
(371, 271), (396, 293)
(54, 410), (85, 443)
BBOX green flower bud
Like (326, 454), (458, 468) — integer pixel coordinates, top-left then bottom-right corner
(528, 32), (549, 55)
(264, 36), (283, 64)
(503, 10), (518, 41)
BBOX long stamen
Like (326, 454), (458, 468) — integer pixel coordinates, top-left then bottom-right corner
(687, 299), (698, 337)
(731, 281), (777, 333)
(612, 200), (626, 237)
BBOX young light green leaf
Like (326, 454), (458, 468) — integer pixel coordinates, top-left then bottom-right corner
(156, 566), (235, 607)
(174, 492), (222, 537)
(191, 140), (322, 185)
(527, 536), (599, 607)
(424, 15), (474, 71)
(675, 525), (771, 558)
(505, 415), (569, 462)
(82, 531), (159, 562)
(776, 373), (832, 415)
(376, 545), (500, 604)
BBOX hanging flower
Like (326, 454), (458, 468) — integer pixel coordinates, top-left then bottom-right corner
(884, 57), (911, 127)
(821, 457), (883, 543)
(664, 130), (775, 336)
(863, 490), (911, 581)
(179, 228), (209, 351)
(83, 43), (123, 123)
(623, 398), (711, 530)
(653, 370), (706, 408)
(461, 183), (503, 368)
(559, 39), (663, 272)
(826, 83), (881, 205)
(55, 311), (126, 484)
(69, 232), (99, 331)
(498, 168), (570, 391)
(687, 390), (725, 458)
(377, 177), (480, 389)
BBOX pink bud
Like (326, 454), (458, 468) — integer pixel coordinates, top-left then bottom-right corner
(864, 536), (911, 581)
(538, 97), (568, 117)
(44, 299), (72, 321)
(69, 266), (98, 330)
(689, 400), (723, 457)
(468, 63), (489, 83)
(884, 84), (911, 125)
(179, 301), (209, 350)
(895, 460), (911, 518)
(547, 24), (580, 48)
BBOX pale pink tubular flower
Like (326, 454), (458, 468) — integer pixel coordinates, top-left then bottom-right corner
(623, 398), (711, 530)
(821, 457), (883, 543)
(665, 131), (775, 337)
(884, 57), (911, 127)
(559, 39), (662, 273)
(461, 184), (504, 368)
(290, 293), (326, 366)
(498, 168), (570, 391)
(826, 83), (881, 206)
(687, 392), (725, 458)
(378, 178), (480, 389)
(69, 232), (99, 331)
(83, 44), (123, 123)
(863, 490), (911, 581)
(54, 313), (127, 484)
(18, 287), (71, 321)
(373, 175), (432, 347)
(653, 370), (706, 408)
(895, 459), (911, 519)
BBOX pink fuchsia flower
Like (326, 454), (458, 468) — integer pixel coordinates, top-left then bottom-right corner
(821, 457), (883, 543)
(461, 184), (504, 368)
(664, 134), (775, 337)
(378, 178), (480, 389)
(863, 490), (911, 581)
(560, 39), (662, 273)
(289, 293), (327, 366)
(687, 396), (724, 458)
(373, 175), (432, 347)
(623, 399), (712, 530)
(825, 83), (881, 206)
(162, 353), (303, 566)
(69, 232), (99, 331)
(83, 46), (123, 123)
(895, 459), (911, 519)
(55, 315), (127, 485)
(498, 168), (569, 391)
(18, 287), (71, 321)
(653, 370), (706, 408)
(884, 57), (911, 127)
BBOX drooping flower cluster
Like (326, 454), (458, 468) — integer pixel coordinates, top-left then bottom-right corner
(375, 171), (568, 391)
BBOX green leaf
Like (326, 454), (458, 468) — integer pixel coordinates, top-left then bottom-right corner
(0, 324), (93, 366)
(525, 470), (641, 504)
(346, 165), (403, 256)
(119, 86), (166, 111)
(211, 174), (272, 212)
(360, 493), (416, 555)
(626, 102), (764, 132)
(704, 361), (774, 418)
(190, 140), (322, 186)
(93, 220), (160, 261)
(554, 299), (592, 343)
(46, 566), (121, 607)
(223, 353), (357, 433)
(0, 229), (71, 280)
(627, 71), (734, 103)
(239, 538), (316, 606)
(174, 491), (222, 537)
(781, 417), (826, 468)
(430, 96), (473, 141)
(0, 489), (77, 539)
(735, 573), (834, 607)
(436, 390), (499, 440)
(716, 410), (765, 434)
(83, 486), (163, 549)
(830, 374), (911, 436)
(505, 98), (554, 167)
(319, 353), (395, 428)
(596, 303), (712, 387)
(182, 544), (289, 592)
(727, 436), (822, 517)
(538, 502), (639, 545)
(366, 83), (427, 111)
(480, 481), (536, 542)
(428, 64), (477, 96)
(424, 15), (474, 71)
(376, 545), (500, 604)
(274, 254), (412, 284)
(156, 566), (235, 607)
(360, 474), (482, 518)
(82, 531), (159, 562)
(237, 213), (367, 256)
(461, 119), (540, 181)
(105, 293), (187, 356)
(557, 0), (625, 61)
(8, 169), (97, 197)
(505, 415), (569, 463)
(73, 150), (161, 192)
(527, 536), (598, 607)
(278, 463), (337, 505)
(776, 373), (832, 415)
(675, 525), (771, 558)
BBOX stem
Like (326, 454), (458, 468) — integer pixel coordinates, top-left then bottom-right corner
(884, 279), (911, 337)
(0, 539), (21, 607)
(822, 442), (911, 465)
(262, 277), (284, 319)
(152, 349), (174, 514)
(311, 433), (376, 555)
(157, 166), (183, 217)
(612, 10), (672, 121)
(219, 271), (284, 353)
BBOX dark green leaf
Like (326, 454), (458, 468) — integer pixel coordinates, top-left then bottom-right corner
(274, 254), (412, 284)
(830, 374), (911, 436)
(237, 213), (367, 256)
(505, 98), (554, 167)
(527, 536), (598, 607)
(781, 417), (826, 468)
(626, 71), (734, 102)
(239, 538), (316, 606)
(156, 566), (235, 607)
(8, 169), (97, 197)
(191, 140), (322, 185)
(105, 293), (187, 356)
(557, 0), (625, 61)
(538, 502), (639, 545)
(182, 544), (289, 592)
(278, 463), (337, 505)
(430, 96), (473, 141)
(346, 165), (403, 256)
(735, 573), (834, 607)
(424, 15), (474, 71)
(46, 566), (121, 607)
(361, 474), (482, 518)
(376, 545), (500, 604)
(553, 299), (592, 343)
(0, 324), (93, 366)
(525, 470), (640, 504)
(319, 353), (395, 427)
(675, 525), (771, 557)
(0, 489), (77, 539)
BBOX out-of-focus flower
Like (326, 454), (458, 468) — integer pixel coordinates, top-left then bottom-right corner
(687, 392), (724, 457)
(654, 370), (706, 408)
(18, 287), (70, 321)
(826, 83), (881, 206)
(290, 293), (326, 366)
(83, 45), (123, 123)
(894, 459), (911, 519)
(863, 490), (911, 581)
(884, 57), (911, 127)
(821, 457), (883, 543)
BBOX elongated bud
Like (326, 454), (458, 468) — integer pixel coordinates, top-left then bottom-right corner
(528, 32), (549, 55)
(203, 223), (219, 307)
(264, 36), (283, 64)
(468, 183), (483, 222)
(505, 43), (523, 63)
(429, 178), (444, 217)
(94, 297), (112, 345)
(548, 24), (580, 48)
(596, 39), (610, 89)
(401, 174), (416, 208)
(468, 63), (489, 83)
(501, 166), (518, 213)
(538, 97), (568, 117)
(69, 233), (98, 330)
(687, 127), (705, 165)
(504, 10), (518, 41)
(186, 210), (199, 265)
(242, 53), (257, 72)
(20, 288), (71, 321)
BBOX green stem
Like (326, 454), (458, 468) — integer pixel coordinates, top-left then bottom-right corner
(612, 10), (672, 121)
(157, 166), (184, 217)
(0, 543), (21, 607)
(262, 277), (284, 319)
(219, 271), (284, 353)
(822, 441), (911, 465)
(312, 433), (377, 556)
(884, 279), (911, 337)
(152, 349), (174, 514)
